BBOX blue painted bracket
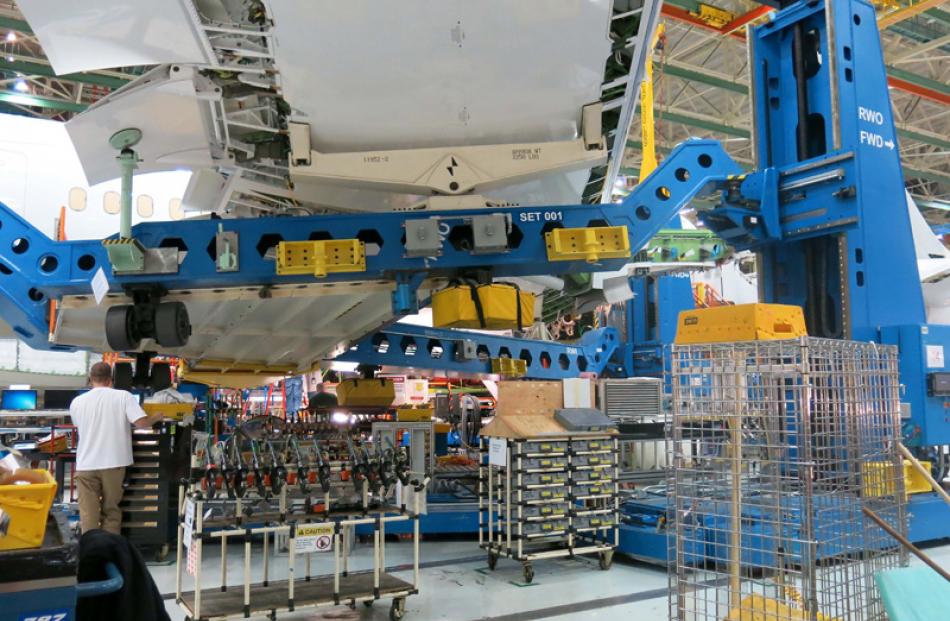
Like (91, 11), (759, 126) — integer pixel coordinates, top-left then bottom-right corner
(333, 324), (625, 380)
(0, 139), (740, 351)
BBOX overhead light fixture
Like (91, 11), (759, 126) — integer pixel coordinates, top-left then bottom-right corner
(13, 78), (28, 92)
(5, 56), (12, 62)
(5, 32), (15, 42)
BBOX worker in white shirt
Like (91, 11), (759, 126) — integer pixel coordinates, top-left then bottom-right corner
(69, 361), (163, 534)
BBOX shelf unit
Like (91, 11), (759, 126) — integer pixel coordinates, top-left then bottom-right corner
(478, 434), (619, 583)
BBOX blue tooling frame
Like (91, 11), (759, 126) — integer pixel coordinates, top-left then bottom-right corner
(0, 140), (739, 352)
(332, 0), (950, 553)
(334, 323), (624, 379)
(700, 0), (950, 448)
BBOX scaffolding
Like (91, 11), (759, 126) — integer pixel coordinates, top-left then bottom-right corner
(668, 338), (907, 621)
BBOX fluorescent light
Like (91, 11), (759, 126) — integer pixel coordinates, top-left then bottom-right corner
(9, 384), (30, 389)
(13, 79), (28, 92)
(5, 56), (12, 62)
(5, 32), (15, 42)
(331, 361), (359, 372)
(331, 411), (349, 424)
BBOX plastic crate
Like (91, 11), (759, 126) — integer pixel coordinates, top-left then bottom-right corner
(521, 488), (567, 502)
(521, 503), (570, 519)
(572, 439), (610, 453)
(572, 454), (612, 467)
(522, 518), (569, 536)
(522, 472), (567, 486)
(572, 469), (611, 483)
(573, 515), (616, 531)
(519, 457), (568, 471)
(519, 440), (568, 455)
(0, 469), (58, 550)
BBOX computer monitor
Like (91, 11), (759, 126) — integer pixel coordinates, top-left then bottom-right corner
(1, 389), (37, 410)
(43, 389), (82, 410)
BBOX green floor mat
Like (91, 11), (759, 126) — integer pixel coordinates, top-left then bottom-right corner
(875, 566), (950, 621)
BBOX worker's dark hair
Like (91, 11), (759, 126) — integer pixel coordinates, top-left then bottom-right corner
(88, 361), (113, 384)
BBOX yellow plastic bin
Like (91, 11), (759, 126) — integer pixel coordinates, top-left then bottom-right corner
(143, 401), (195, 421)
(0, 469), (58, 550)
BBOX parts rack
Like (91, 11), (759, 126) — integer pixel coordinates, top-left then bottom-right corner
(478, 434), (619, 583)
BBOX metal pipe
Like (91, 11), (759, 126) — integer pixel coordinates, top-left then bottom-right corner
(863, 507), (950, 583)
(118, 149), (136, 239)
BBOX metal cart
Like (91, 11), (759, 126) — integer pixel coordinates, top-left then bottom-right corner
(175, 478), (429, 621)
(479, 434), (619, 583)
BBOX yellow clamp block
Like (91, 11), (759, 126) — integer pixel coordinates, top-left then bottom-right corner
(694, 3), (735, 28)
(275, 239), (366, 278)
(491, 357), (527, 377)
(545, 226), (631, 264)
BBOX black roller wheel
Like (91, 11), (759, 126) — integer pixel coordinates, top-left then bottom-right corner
(347, 600), (356, 610)
(523, 564), (534, 584)
(487, 551), (498, 570)
(154, 301), (191, 347)
(389, 598), (405, 621)
(363, 600), (374, 608)
(599, 551), (613, 571)
(105, 304), (140, 351)
(113, 362), (134, 390)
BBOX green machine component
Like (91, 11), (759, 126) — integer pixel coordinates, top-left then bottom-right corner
(633, 229), (727, 264)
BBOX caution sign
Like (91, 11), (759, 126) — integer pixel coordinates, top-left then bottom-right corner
(296, 523), (334, 553)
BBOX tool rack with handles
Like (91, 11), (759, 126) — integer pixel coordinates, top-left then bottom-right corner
(478, 434), (619, 583)
(175, 476), (429, 621)
(122, 421), (191, 561)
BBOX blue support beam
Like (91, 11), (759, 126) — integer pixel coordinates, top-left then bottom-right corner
(0, 139), (741, 351)
(333, 323), (625, 380)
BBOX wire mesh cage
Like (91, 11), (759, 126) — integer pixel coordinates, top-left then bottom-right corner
(667, 337), (907, 621)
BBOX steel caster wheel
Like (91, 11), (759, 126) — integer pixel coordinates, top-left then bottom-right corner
(599, 551), (613, 571)
(487, 551), (498, 570)
(522, 564), (534, 584)
(389, 598), (406, 620)
(154, 301), (191, 347)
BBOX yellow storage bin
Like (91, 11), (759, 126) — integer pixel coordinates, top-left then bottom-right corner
(863, 460), (932, 499)
(905, 460), (932, 495)
(396, 407), (433, 421)
(0, 469), (57, 550)
(336, 378), (395, 407)
(674, 303), (807, 344)
(432, 283), (534, 330)
(144, 402), (195, 421)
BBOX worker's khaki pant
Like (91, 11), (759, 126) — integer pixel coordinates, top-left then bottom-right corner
(76, 467), (126, 534)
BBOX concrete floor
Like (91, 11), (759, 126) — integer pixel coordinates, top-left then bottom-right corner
(149, 538), (950, 621)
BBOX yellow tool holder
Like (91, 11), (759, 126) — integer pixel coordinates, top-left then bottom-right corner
(491, 357), (527, 377)
(275, 239), (366, 278)
(396, 407), (434, 422)
(694, 3), (735, 28)
(336, 378), (395, 407)
(674, 303), (807, 344)
(545, 226), (631, 264)
(863, 459), (933, 499)
(143, 402), (195, 421)
(432, 283), (535, 330)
